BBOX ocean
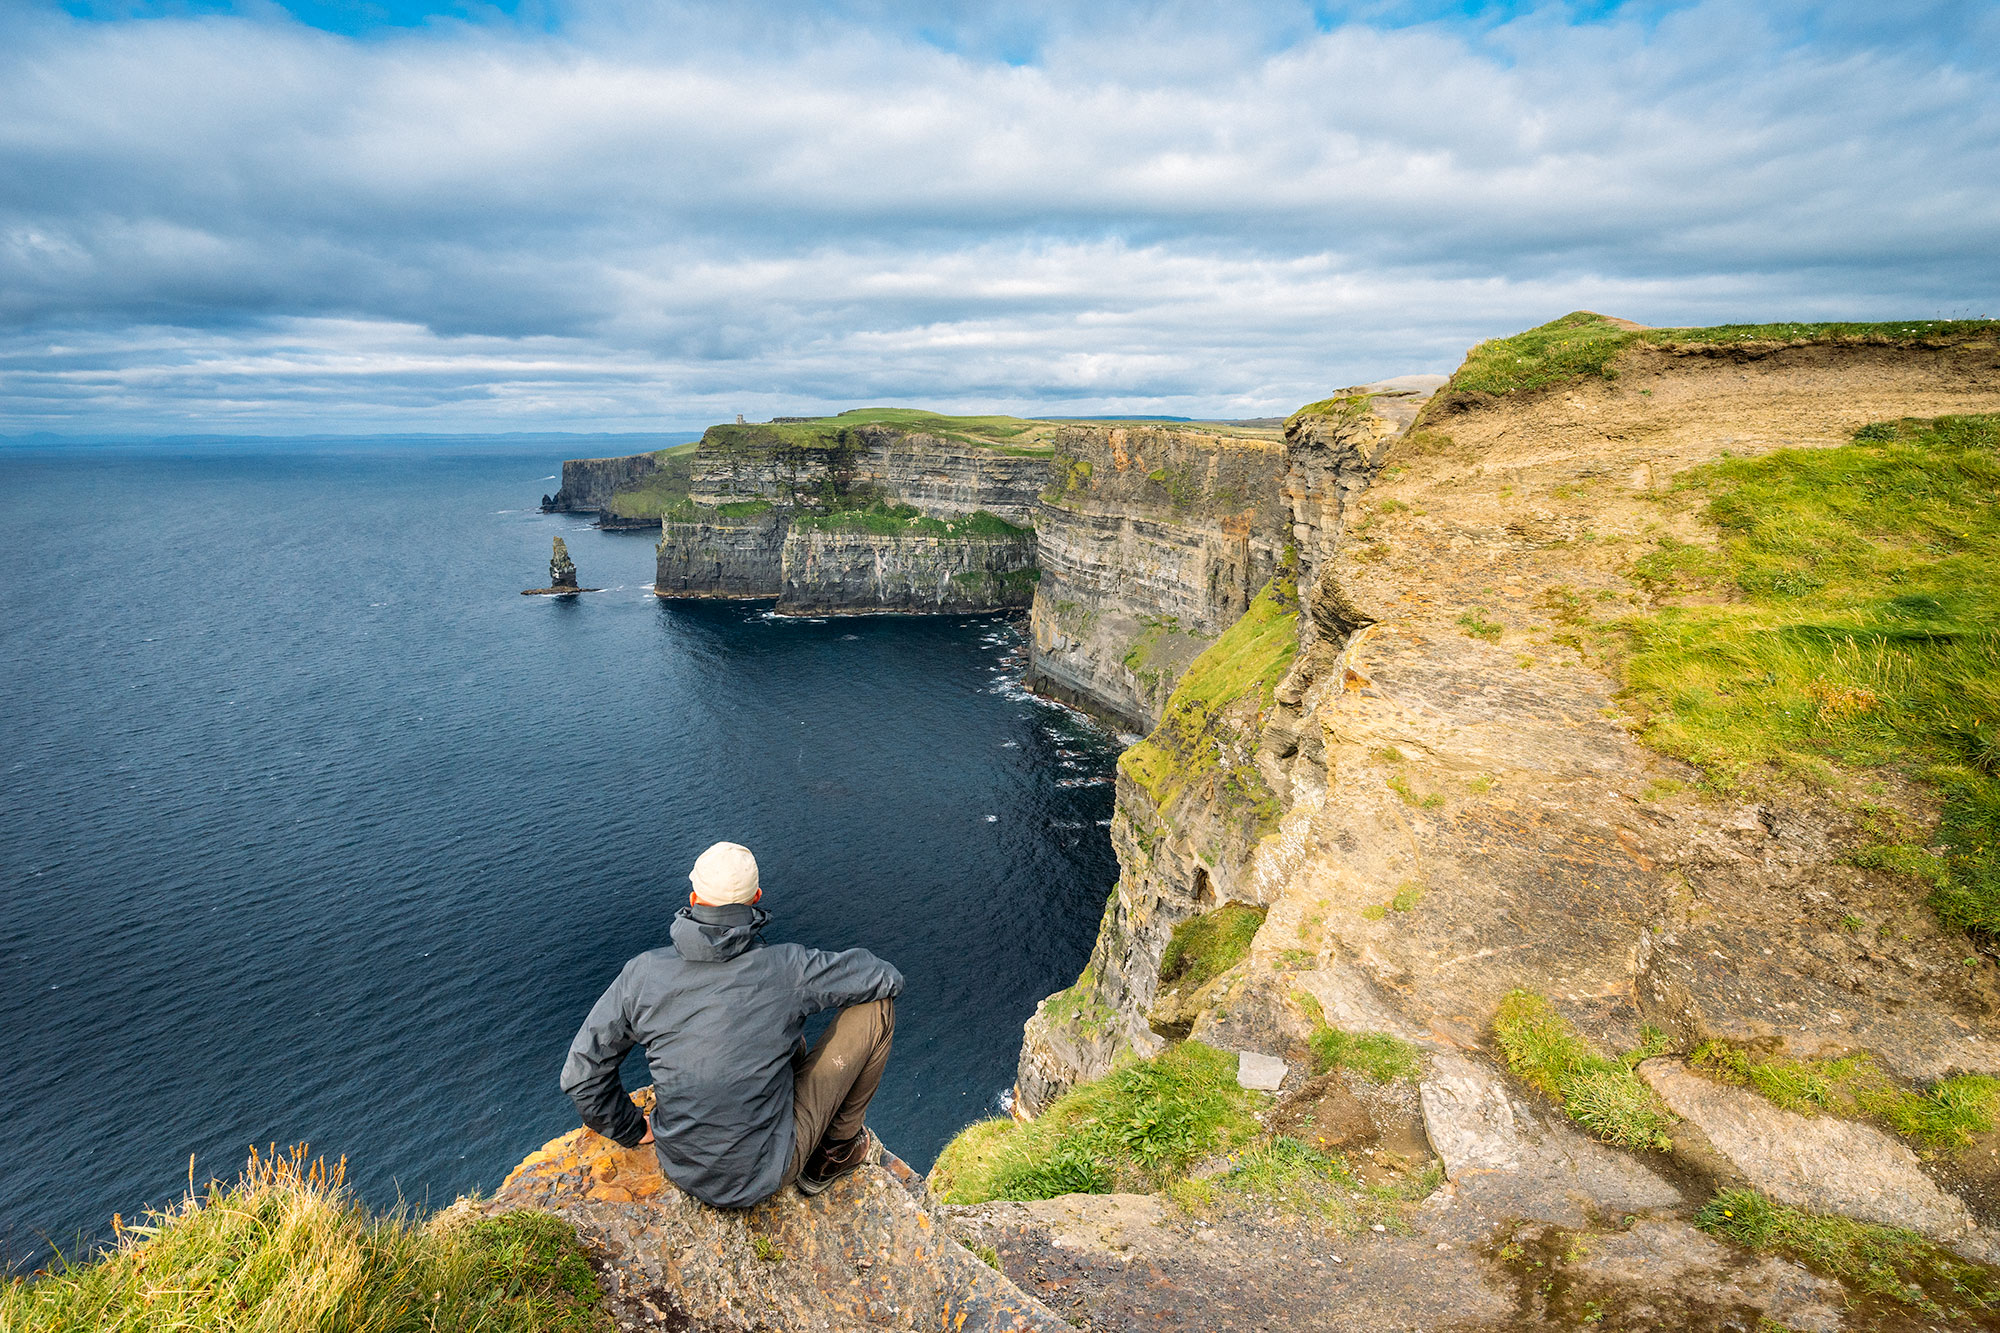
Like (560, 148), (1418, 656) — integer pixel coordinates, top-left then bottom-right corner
(0, 441), (1118, 1272)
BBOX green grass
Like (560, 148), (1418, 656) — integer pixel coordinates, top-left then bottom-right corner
(1456, 610), (1503, 643)
(1180, 1136), (1437, 1230)
(1618, 414), (2000, 940)
(1384, 774), (1444, 809)
(1696, 1188), (1999, 1316)
(602, 446), (696, 519)
(1118, 574), (1299, 831)
(929, 1042), (1264, 1204)
(1158, 905), (1266, 995)
(788, 501), (1029, 539)
(660, 497), (775, 523)
(1690, 1042), (1874, 1116)
(708, 409), (1056, 454)
(0, 1147), (608, 1333)
(1295, 993), (1421, 1083)
(1691, 1041), (2000, 1149)
(1285, 393), (1377, 429)
(1493, 991), (1676, 1151)
(1870, 1073), (2000, 1149)
(1442, 312), (2000, 400)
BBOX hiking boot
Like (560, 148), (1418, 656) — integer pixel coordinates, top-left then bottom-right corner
(797, 1128), (877, 1197)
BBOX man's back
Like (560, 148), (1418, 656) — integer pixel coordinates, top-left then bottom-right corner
(562, 900), (902, 1208)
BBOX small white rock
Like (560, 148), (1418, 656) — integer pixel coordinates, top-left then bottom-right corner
(1237, 1051), (1287, 1091)
(1371, 1224), (1386, 1233)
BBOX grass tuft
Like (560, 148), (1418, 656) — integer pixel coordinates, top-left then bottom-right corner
(790, 502), (1029, 539)
(1158, 905), (1267, 995)
(1493, 991), (1675, 1150)
(0, 1145), (608, 1332)
(930, 1043), (1263, 1205)
(1692, 1041), (2000, 1149)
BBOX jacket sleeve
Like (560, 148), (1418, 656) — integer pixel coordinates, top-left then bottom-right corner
(559, 965), (651, 1148)
(795, 946), (904, 1016)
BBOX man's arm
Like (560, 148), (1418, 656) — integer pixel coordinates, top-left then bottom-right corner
(559, 967), (651, 1148)
(795, 946), (904, 1015)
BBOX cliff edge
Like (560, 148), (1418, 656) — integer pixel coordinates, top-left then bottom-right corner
(958, 316), (2000, 1331)
(483, 1088), (1071, 1333)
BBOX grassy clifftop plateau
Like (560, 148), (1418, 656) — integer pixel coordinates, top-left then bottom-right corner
(702, 409), (1059, 457)
(1437, 311), (2000, 402)
(601, 442), (696, 520)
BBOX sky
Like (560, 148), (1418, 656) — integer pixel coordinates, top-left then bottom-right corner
(2, 0), (1996, 434)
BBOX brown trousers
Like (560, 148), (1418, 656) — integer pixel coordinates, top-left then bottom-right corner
(781, 997), (895, 1185)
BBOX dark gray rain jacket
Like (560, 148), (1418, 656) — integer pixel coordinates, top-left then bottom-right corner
(560, 902), (903, 1208)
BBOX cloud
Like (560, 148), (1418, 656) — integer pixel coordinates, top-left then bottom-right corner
(2, 0), (1996, 432)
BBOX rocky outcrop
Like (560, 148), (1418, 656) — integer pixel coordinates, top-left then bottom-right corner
(545, 453), (666, 512)
(690, 424), (1047, 525)
(1013, 397), (1416, 1114)
(486, 1089), (1070, 1332)
(1024, 424), (1292, 731)
(549, 536), (578, 589)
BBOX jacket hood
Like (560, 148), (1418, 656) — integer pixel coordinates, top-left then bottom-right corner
(670, 902), (770, 962)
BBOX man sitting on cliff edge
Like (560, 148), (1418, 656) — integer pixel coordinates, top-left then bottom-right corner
(560, 840), (902, 1207)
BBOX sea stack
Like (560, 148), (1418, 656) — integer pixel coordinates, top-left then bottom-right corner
(522, 534), (598, 595)
(549, 536), (578, 589)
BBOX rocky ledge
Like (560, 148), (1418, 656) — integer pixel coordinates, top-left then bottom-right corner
(483, 1089), (1071, 1333)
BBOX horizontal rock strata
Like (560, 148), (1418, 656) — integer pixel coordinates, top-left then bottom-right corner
(546, 453), (667, 512)
(1025, 424), (1291, 730)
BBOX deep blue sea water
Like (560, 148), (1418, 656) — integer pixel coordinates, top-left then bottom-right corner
(0, 442), (1118, 1272)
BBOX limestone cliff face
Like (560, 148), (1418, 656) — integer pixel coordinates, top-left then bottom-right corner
(1010, 336), (2000, 1280)
(1013, 402), (1394, 1114)
(655, 510), (1037, 615)
(1024, 424), (1291, 731)
(690, 424), (1047, 525)
(544, 453), (664, 512)
(654, 509), (787, 597)
(780, 529), (1036, 615)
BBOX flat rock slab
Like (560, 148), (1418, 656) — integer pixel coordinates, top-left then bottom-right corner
(493, 1097), (1070, 1333)
(1236, 1051), (1287, 1091)
(945, 1192), (1514, 1333)
(1642, 1058), (1983, 1250)
(1419, 1052), (1681, 1224)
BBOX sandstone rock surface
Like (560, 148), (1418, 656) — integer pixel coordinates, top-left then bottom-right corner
(490, 1095), (1071, 1333)
(998, 335), (2000, 1326)
(1642, 1058), (1992, 1255)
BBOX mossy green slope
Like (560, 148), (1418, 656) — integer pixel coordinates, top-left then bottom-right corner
(603, 443), (696, 520)
(1157, 904), (1266, 995)
(1619, 413), (2000, 939)
(1118, 573), (1299, 836)
(0, 1148), (607, 1333)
